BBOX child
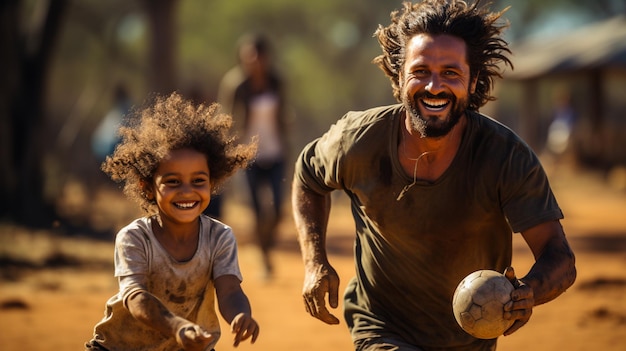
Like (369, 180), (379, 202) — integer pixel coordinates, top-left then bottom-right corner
(85, 93), (259, 351)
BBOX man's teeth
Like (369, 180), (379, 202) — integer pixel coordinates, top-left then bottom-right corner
(422, 98), (449, 109)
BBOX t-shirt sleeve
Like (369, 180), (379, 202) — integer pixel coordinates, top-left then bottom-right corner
(112, 222), (152, 306)
(114, 226), (150, 278)
(294, 115), (349, 195)
(500, 142), (563, 233)
(119, 274), (148, 309)
(211, 225), (243, 281)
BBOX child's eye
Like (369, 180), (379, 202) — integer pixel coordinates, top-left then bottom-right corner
(193, 178), (208, 186)
(164, 179), (181, 186)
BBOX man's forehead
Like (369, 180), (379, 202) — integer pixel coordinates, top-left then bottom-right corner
(405, 34), (469, 66)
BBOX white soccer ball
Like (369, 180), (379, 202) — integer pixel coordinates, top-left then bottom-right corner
(452, 269), (515, 339)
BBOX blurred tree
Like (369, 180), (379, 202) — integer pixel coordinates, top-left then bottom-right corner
(143, 0), (178, 94)
(0, 0), (68, 225)
(0, 0), (178, 227)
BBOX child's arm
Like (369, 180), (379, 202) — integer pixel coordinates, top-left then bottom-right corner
(126, 289), (214, 351)
(214, 274), (260, 346)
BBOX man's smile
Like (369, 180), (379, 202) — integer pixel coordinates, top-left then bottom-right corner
(420, 97), (450, 112)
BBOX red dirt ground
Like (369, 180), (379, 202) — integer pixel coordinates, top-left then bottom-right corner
(0, 165), (625, 351)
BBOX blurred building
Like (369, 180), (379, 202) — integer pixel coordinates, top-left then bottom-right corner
(485, 15), (626, 169)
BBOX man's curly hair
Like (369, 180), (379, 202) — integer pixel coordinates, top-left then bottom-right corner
(102, 92), (257, 215)
(373, 0), (513, 110)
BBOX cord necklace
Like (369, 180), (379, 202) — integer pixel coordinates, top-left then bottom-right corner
(396, 122), (460, 201)
(396, 127), (433, 201)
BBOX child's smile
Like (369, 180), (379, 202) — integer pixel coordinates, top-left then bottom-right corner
(174, 201), (200, 209)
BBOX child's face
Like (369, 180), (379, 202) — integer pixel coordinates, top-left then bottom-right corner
(149, 148), (211, 224)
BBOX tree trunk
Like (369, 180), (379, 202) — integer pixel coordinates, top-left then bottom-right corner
(0, 0), (68, 225)
(143, 0), (179, 95)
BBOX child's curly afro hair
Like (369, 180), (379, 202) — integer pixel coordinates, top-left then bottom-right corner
(102, 92), (257, 215)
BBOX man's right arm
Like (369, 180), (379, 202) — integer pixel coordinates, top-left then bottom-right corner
(291, 177), (341, 324)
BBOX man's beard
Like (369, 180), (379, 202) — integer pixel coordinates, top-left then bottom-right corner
(403, 92), (466, 138)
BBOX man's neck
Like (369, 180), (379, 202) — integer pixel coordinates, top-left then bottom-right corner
(402, 114), (467, 162)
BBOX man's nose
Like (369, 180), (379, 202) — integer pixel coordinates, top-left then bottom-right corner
(425, 74), (445, 95)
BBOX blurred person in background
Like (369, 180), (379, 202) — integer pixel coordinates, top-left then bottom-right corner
(219, 33), (289, 280)
(545, 88), (577, 160)
(91, 83), (132, 162)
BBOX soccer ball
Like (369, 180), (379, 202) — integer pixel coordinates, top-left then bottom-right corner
(452, 269), (515, 339)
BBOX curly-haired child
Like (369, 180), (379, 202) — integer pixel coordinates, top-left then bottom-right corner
(85, 92), (259, 351)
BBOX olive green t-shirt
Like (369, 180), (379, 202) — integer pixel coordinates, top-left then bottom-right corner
(295, 104), (563, 349)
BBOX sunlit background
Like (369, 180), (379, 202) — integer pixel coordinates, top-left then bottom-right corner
(1, 1), (625, 350)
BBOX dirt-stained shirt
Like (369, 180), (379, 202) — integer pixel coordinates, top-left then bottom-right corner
(294, 104), (563, 349)
(91, 215), (242, 351)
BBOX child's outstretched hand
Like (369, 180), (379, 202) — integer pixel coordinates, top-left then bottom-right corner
(230, 312), (259, 347)
(175, 323), (215, 351)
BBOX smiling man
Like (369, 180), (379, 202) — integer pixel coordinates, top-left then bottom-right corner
(402, 33), (473, 139)
(291, 1), (576, 350)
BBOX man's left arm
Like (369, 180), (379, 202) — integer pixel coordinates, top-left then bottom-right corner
(520, 220), (576, 305)
(504, 220), (576, 335)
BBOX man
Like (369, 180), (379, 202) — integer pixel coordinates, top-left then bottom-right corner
(291, 1), (576, 350)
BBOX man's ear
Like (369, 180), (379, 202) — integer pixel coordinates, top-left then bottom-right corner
(470, 74), (479, 94)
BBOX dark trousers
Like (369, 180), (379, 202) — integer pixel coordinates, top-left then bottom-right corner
(245, 158), (285, 271)
(245, 159), (285, 224)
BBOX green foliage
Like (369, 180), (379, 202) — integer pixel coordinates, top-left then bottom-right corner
(45, 0), (623, 178)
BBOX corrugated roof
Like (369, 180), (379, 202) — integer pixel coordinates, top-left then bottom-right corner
(505, 15), (626, 80)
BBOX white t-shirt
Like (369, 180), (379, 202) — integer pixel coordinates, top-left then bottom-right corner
(246, 92), (283, 162)
(91, 215), (242, 351)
